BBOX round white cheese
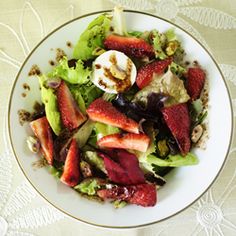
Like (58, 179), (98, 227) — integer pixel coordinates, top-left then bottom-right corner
(91, 50), (137, 94)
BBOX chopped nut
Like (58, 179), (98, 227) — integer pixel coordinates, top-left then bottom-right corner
(157, 139), (169, 157)
(165, 40), (179, 56)
(80, 161), (93, 178)
(27, 136), (40, 153)
(110, 64), (127, 80)
(191, 124), (204, 143)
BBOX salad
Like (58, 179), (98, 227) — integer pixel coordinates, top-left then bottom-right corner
(25, 7), (208, 208)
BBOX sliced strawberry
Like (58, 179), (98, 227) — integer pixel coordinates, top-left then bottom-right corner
(136, 58), (172, 89)
(129, 183), (157, 207)
(60, 139), (80, 187)
(136, 57), (173, 89)
(99, 152), (132, 185)
(97, 133), (150, 152)
(99, 149), (145, 185)
(161, 103), (191, 155)
(104, 34), (155, 58)
(57, 81), (86, 131)
(97, 183), (157, 207)
(86, 98), (139, 133)
(186, 67), (206, 101)
(30, 116), (53, 165)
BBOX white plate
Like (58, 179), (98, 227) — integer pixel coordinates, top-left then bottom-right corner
(8, 10), (233, 228)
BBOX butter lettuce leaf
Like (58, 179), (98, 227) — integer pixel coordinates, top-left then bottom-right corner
(134, 68), (190, 106)
(73, 14), (111, 60)
(39, 75), (62, 135)
(147, 153), (198, 167)
(48, 56), (91, 85)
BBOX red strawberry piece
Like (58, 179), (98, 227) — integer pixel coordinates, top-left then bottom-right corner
(104, 34), (155, 58)
(97, 185), (133, 200)
(112, 149), (145, 184)
(97, 133), (150, 152)
(30, 116), (54, 165)
(129, 183), (157, 207)
(98, 152), (132, 185)
(136, 57), (173, 89)
(186, 67), (206, 101)
(57, 81), (86, 131)
(161, 103), (191, 155)
(100, 149), (145, 185)
(97, 183), (157, 207)
(86, 98), (139, 133)
(60, 139), (80, 187)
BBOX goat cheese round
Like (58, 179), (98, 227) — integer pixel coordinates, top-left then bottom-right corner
(91, 50), (137, 94)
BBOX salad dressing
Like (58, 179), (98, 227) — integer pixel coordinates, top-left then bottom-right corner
(91, 50), (137, 94)
(103, 53), (132, 93)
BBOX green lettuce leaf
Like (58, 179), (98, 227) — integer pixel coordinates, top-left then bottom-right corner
(170, 62), (187, 77)
(94, 122), (120, 139)
(128, 31), (143, 38)
(73, 120), (95, 148)
(165, 28), (177, 41)
(147, 153), (198, 167)
(112, 6), (127, 36)
(49, 166), (62, 178)
(84, 151), (106, 174)
(38, 75), (62, 135)
(48, 56), (91, 85)
(113, 200), (127, 209)
(69, 85), (86, 114)
(134, 68), (190, 106)
(77, 81), (103, 107)
(74, 179), (101, 195)
(73, 14), (111, 60)
(152, 30), (167, 59)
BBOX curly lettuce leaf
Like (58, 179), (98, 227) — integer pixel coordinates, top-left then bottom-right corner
(48, 57), (91, 85)
(170, 62), (187, 77)
(74, 179), (101, 195)
(147, 153), (198, 167)
(78, 81), (103, 107)
(38, 75), (62, 135)
(152, 30), (167, 59)
(151, 28), (183, 60)
(73, 14), (112, 60)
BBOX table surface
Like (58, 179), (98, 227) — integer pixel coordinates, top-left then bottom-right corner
(0, 0), (236, 235)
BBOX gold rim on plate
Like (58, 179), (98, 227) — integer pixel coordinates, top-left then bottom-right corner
(7, 10), (234, 229)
